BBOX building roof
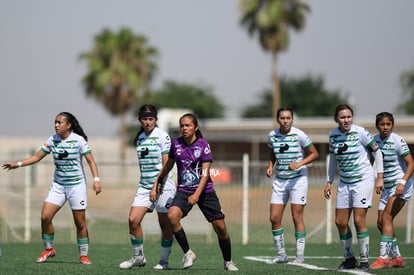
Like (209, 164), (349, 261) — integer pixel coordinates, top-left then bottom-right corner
(196, 116), (414, 143)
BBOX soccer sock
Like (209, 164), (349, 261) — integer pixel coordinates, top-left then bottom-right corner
(357, 230), (369, 263)
(339, 231), (353, 259)
(295, 231), (306, 257)
(218, 238), (232, 262)
(379, 235), (393, 259)
(41, 233), (54, 249)
(77, 237), (89, 256)
(272, 228), (286, 256)
(160, 239), (173, 263)
(391, 238), (401, 258)
(173, 228), (190, 254)
(130, 235), (144, 256)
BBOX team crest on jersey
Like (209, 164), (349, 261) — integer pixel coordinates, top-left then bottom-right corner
(150, 137), (158, 145)
(348, 132), (357, 141)
(384, 142), (392, 149)
(194, 149), (201, 158)
(67, 140), (76, 148)
(289, 134), (298, 142)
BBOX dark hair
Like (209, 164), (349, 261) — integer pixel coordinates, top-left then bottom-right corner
(375, 112), (394, 127)
(180, 113), (203, 139)
(133, 104), (158, 146)
(276, 107), (294, 119)
(334, 104), (353, 122)
(58, 112), (88, 141)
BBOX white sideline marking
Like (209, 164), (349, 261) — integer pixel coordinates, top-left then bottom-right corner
(244, 256), (374, 275)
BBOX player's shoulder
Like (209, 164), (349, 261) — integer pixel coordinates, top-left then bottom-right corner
(153, 127), (171, 138)
(291, 126), (307, 135)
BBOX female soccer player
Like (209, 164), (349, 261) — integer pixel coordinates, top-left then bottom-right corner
(119, 104), (176, 270)
(156, 113), (238, 271)
(2, 112), (102, 264)
(266, 107), (319, 264)
(370, 112), (414, 270)
(323, 104), (384, 271)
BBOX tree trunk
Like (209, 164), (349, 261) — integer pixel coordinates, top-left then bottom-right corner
(272, 52), (280, 127)
(119, 112), (126, 160)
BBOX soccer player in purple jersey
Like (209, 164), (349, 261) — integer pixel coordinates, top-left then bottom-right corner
(156, 113), (238, 271)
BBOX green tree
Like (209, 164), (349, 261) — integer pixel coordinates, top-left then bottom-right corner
(146, 80), (224, 119)
(79, 28), (158, 159)
(241, 74), (349, 117)
(239, 0), (310, 119)
(398, 68), (414, 114)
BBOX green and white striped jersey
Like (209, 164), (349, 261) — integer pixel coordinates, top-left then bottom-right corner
(328, 124), (378, 184)
(375, 132), (411, 188)
(136, 127), (174, 190)
(41, 132), (90, 186)
(267, 126), (313, 180)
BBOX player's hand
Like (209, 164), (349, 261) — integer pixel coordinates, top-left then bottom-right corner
(323, 183), (332, 199)
(188, 194), (199, 205)
(2, 162), (19, 170)
(375, 179), (384, 195)
(93, 182), (102, 195)
(150, 189), (157, 202)
(266, 167), (273, 177)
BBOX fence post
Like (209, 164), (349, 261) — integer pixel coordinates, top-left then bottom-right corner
(406, 197), (413, 244)
(326, 155), (332, 244)
(242, 153), (249, 245)
(24, 160), (32, 243)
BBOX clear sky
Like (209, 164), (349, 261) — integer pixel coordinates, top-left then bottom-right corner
(1, 0), (414, 138)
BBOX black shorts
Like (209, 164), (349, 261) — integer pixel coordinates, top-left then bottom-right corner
(171, 191), (225, 222)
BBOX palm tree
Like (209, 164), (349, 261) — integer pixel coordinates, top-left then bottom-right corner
(79, 27), (158, 159)
(239, 0), (310, 119)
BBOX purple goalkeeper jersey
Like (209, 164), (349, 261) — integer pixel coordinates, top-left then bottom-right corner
(169, 137), (215, 193)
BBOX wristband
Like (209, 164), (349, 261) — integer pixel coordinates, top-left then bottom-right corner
(399, 179), (406, 186)
(93, 177), (101, 182)
(17, 161), (22, 167)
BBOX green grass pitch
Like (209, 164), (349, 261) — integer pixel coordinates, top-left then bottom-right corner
(1, 241), (413, 274)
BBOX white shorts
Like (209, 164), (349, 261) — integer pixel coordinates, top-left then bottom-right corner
(45, 182), (87, 210)
(378, 179), (413, 210)
(336, 178), (374, 209)
(131, 187), (176, 213)
(270, 176), (308, 205)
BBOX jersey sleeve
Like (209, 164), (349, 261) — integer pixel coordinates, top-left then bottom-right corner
(360, 127), (379, 151)
(396, 135), (411, 157)
(201, 141), (213, 163)
(299, 129), (313, 150)
(41, 136), (53, 154)
(79, 137), (92, 155)
(160, 132), (172, 155)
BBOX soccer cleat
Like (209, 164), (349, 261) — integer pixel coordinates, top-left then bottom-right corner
(337, 256), (357, 270)
(369, 257), (389, 270)
(153, 261), (168, 270)
(390, 256), (405, 268)
(36, 248), (56, 263)
(358, 261), (369, 271)
(79, 255), (91, 265)
(292, 256), (304, 264)
(183, 249), (197, 269)
(119, 255), (146, 269)
(224, 261), (239, 271)
(267, 254), (288, 264)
